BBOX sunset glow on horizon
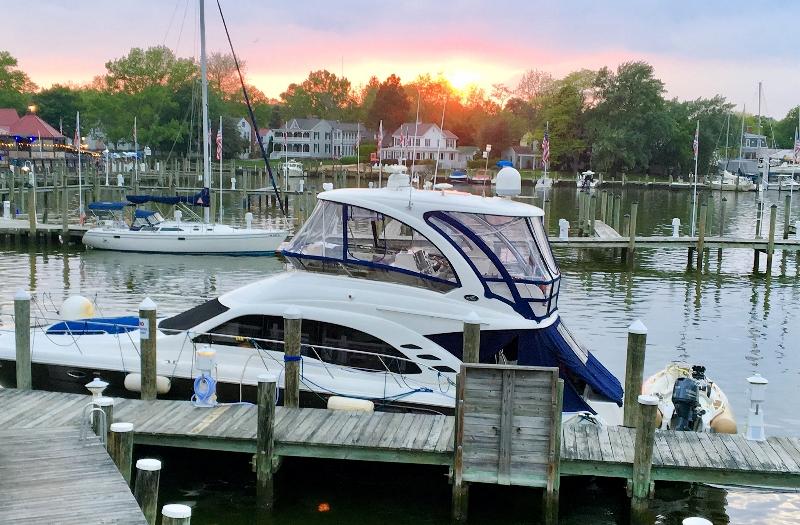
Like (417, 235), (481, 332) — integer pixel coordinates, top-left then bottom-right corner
(3, 0), (799, 117)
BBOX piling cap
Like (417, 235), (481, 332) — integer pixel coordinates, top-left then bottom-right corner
(93, 396), (114, 407)
(628, 319), (648, 335)
(139, 297), (157, 311)
(136, 458), (162, 471)
(464, 311), (481, 324)
(110, 422), (134, 433)
(682, 518), (712, 525)
(747, 373), (768, 385)
(283, 306), (302, 320)
(14, 289), (31, 301)
(162, 504), (192, 519)
(637, 394), (659, 406)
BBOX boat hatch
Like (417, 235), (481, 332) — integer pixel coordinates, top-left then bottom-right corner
(282, 200), (459, 292)
(426, 211), (560, 321)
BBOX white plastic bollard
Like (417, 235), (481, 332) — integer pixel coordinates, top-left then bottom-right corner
(368, 181), (374, 189)
(672, 217), (681, 238)
(682, 518), (712, 525)
(322, 182), (334, 191)
(230, 177), (237, 190)
(795, 221), (800, 241)
(745, 373), (768, 441)
(174, 210), (182, 224)
(558, 218), (569, 240)
(3, 200), (10, 219)
(245, 212), (253, 229)
(117, 173), (124, 187)
(298, 179), (305, 192)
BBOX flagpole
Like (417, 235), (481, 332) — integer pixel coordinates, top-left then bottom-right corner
(219, 115), (223, 223)
(77, 111), (83, 224)
(133, 116), (138, 193)
(433, 96), (447, 186)
(411, 92), (420, 186)
(544, 121), (549, 180)
(356, 125), (361, 187)
(691, 120), (699, 237)
(378, 119), (383, 187)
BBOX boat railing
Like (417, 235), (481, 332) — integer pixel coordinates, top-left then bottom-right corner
(0, 312), (456, 398)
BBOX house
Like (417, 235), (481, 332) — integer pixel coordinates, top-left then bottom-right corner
(235, 118), (252, 159)
(502, 145), (537, 170)
(0, 108), (68, 170)
(457, 146), (480, 166)
(380, 123), (464, 169)
(270, 118), (369, 160)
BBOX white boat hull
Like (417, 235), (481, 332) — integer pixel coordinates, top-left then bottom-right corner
(83, 224), (287, 255)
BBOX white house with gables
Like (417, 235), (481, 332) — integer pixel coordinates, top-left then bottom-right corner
(270, 118), (368, 160)
(380, 123), (467, 169)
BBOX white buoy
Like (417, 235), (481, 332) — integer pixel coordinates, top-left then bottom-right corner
(745, 373), (768, 441)
(559, 219), (570, 240)
(327, 396), (374, 412)
(2, 200), (9, 219)
(672, 217), (681, 238)
(60, 295), (95, 320)
(322, 182), (334, 191)
(682, 518), (712, 525)
(230, 177), (236, 190)
(116, 173), (124, 187)
(245, 212), (253, 229)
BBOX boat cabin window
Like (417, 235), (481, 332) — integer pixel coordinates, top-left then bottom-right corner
(426, 211), (560, 321)
(283, 200), (458, 293)
(131, 211), (165, 231)
(158, 298), (230, 333)
(194, 315), (420, 374)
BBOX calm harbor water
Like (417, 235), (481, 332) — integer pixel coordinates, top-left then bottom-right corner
(1, 182), (799, 524)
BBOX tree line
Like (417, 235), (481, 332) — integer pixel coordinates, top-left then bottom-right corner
(1, 48), (798, 175)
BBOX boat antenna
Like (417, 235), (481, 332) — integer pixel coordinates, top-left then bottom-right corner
(215, 0), (287, 217)
(199, 0), (210, 223)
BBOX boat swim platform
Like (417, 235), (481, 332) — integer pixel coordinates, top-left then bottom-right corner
(0, 426), (147, 524)
(1, 388), (800, 489)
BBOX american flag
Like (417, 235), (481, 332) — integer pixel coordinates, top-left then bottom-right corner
(693, 122), (699, 159)
(541, 131), (550, 165)
(377, 120), (383, 151)
(215, 127), (222, 161)
(794, 127), (800, 162)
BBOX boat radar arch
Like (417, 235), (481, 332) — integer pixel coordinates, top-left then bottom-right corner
(495, 167), (522, 197)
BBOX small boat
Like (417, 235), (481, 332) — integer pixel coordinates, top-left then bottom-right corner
(707, 170), (756, 191)
(642, 363), (736, 433)
(469, 169), (491, 185)
(281, 159), (306, 192)
(765, 173), (800, 191)
(448, 170), (469, 183)
(535, 176), (553, 190)
(577, 170), (599, 190)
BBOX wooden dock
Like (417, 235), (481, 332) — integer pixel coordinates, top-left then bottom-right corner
(0, 426), (147, 524)
(0, 217), (88, 242)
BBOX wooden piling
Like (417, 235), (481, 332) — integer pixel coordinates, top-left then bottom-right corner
(543, 378), (564, 525)
(589, 194), (597, 236)
(162, 504), (192, 525)
(27, 181), (36, 236)
(283, 307), (302, 408)
(696, 202), (707, 272)
(577, 192), (585, 236)
(718, 197), (727, 259)
(138, 298), (157, 401)
(462, 314), (481, 364)
(622, 320), (648, 428)
(134, 458), (161, 525)
(600, 190), (608, 222)
(14, 290), (32, 390)
(754, 200), (764, 272)
(766, 204), (777, 271)
(61, 186), (68, 239)
(613, 194), (621, 233)
(451, 372), (468, 523)
(631, 395), (659, 512)
(256, 374), (277, 513)
(108, 422), (134, 485)
(543, 199), (551, 235)
(784, 194), (791, 240)
(626, 202), (638, 264)
(42, 191), (48, 224)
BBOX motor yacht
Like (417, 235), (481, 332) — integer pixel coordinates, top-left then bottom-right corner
(0, 168), (623, 421)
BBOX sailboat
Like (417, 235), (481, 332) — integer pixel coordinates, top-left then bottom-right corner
(82, 0), (288, 255)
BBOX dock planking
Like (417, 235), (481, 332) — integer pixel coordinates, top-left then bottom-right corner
(2, 389), (800, 490)
(0, 426), (147, 524)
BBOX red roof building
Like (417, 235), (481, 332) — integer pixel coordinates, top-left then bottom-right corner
(0, 109), (20, 135)
(1, 109), (69, 169)
(9, 113), (64, 139)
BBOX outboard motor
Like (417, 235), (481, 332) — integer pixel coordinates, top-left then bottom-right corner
(670, 377), (703, 431)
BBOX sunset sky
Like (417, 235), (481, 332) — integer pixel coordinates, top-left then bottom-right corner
(5, 0), (799, 117)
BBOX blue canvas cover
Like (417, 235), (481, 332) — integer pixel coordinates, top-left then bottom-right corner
(46, 316), (140, 335)
(88, 201), (128, 211)
(496, 160), (513, 167)
(127, 187), (210, 207)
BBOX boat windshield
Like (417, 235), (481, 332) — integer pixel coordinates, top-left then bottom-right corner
(131, 212), (165, 230)
(283, 200), (458, 292)
(426, 211), (560, 321)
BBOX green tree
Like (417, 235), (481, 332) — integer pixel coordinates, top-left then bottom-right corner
(367, 74), (410, 134)
(0, 51), (36, 111)
(774, 106), (799, 150)
(280, 70), (352, 119)
(32, 85), (81, 137)
(104, 46), (197, 94)
(587, 61), (670, 173)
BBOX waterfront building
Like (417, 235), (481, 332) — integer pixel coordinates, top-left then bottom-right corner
(270, 118), (368, 160)
(380, 123), (468, 169)
(0, 108), (68, 171)
(502, 144), (538, 169)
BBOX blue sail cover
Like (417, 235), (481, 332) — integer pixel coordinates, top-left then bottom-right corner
(127, 187), (210, 207)
(425, 318), (623, 413)
(46, 316), (140, 335)
(88, 201), (128, 211)
(496, 160), (513, 167)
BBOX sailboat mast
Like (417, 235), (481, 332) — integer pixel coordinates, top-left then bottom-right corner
(738, 104), (745, 160)
(757, 81), (762, 137)
(199, 0), (211, 223)
(723, 112), (730, 169)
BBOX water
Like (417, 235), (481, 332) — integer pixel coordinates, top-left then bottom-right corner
(1, 183), (800, 524)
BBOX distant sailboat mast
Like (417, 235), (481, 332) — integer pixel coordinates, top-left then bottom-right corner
(199, 0), (211, 224)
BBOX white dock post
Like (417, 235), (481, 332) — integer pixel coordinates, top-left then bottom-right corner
(671, 218), (680, 238)
(134, 458), (162, 525)
(138, 297), (157, 401)
(795, 221), (800, 241)
(745, 374), (768, 441)
(683, 518), (712, 525)
(108, 422), (134, 485)
(162, 504), (192, 525)
(623, 320), (648, 428)
(2, 200), (9, 219)
(14, 289), (32, 390)
(558, 219), (569, 240)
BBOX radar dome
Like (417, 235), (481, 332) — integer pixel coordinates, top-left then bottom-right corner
(495, 167), (522, 197)
(61, 295), (95, 320)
